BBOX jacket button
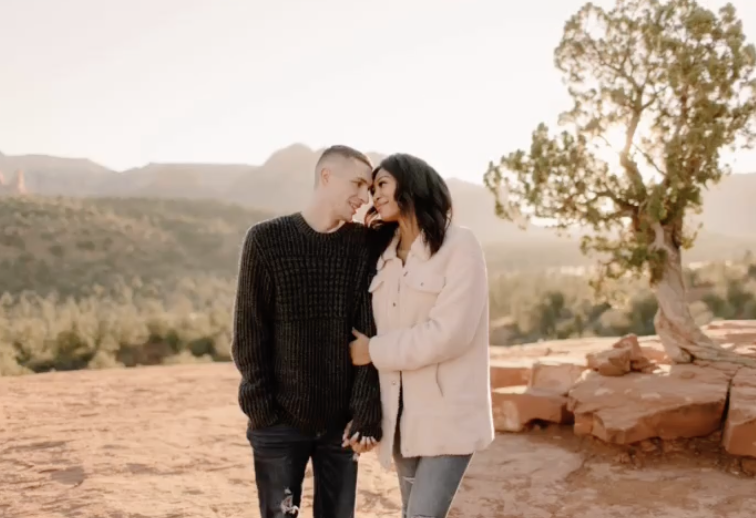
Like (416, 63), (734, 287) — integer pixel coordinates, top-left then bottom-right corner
(392, 302), (396, 307)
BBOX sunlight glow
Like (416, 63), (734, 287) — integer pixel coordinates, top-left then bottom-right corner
(590, 126), (628, 168)
(589, 122), (665, 184)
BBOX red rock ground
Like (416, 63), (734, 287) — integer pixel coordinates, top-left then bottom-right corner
(2, 354), (756, 517)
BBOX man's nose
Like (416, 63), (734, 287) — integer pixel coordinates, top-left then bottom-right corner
(359, 188), (370, 205)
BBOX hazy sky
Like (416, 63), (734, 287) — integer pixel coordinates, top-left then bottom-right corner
(3, 0), (756, 183)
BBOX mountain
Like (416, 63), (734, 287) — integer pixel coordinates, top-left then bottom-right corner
(101, 163), (257, 200)
(0, 153), (112, 196)
(223, 144), (386, 213)
(1, 144), (756, 249)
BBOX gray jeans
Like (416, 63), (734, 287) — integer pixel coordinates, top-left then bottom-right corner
(392, 424), (472, 518)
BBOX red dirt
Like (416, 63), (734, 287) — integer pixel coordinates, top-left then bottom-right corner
(2, 363), (756, 517)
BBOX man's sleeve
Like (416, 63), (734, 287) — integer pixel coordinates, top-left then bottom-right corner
(231, 228), (279, 429)
(348, 269), (383, 441)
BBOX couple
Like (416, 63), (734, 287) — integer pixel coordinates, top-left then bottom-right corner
(231, 145), (494, 518)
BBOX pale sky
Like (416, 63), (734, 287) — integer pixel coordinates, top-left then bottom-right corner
(3, 0), (756, 183)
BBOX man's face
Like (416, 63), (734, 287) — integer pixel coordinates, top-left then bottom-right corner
(323, 158), (373, 221)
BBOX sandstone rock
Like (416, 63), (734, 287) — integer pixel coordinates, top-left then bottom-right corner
(490, 360), (531, 389)
(722, 367), (756, 458)
(693, 360), (743, 376)
(586, 334), (657, 376)
(639, 439), (659, 453)
(632, 356), (657, 373)
(640, 345), (671, 364)
(586, 347), (633, 376)
(706, 320), (756, 331)
(529, 361), (587, 395)
(567, 364), (731, 444)
(491, 386), (571, 432)
(741, 457), (756, 476)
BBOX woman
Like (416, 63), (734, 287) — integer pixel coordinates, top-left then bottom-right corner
(348, 153), (494, 518)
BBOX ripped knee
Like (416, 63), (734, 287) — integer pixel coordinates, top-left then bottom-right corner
(280, 488), (299, 516)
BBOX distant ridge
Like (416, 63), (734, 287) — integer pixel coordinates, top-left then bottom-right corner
(0, 143), (755, 243)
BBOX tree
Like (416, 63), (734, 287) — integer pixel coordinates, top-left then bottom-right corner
(484, 0), (756, 365)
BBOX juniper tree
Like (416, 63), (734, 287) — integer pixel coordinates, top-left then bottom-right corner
(484, 0), (756, 364)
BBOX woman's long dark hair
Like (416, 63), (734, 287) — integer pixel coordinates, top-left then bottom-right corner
(365, 153), (453, 257)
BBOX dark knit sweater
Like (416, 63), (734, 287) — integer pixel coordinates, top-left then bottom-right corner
(231, 213), (383, 440)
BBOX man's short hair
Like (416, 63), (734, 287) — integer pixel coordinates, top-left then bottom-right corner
(316, 145), (373, 171)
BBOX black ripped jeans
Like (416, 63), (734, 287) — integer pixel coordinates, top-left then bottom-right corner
(247, 423), (358, 518)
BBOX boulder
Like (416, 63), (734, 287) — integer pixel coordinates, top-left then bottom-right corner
(490, 360), (531, 389)
(567, 364), (731, 444)
(529, 361), (587, 395)
(490, 360), (587, 433)
(723, 367), (756, 458)
(585, 334), (656, 376)
(491, 386), (572, 432)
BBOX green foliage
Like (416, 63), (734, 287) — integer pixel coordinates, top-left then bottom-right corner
(0, 277), (235, 376)
(488, 256), (756, 345)
(2, 194), (756, 376)
(484, 0), (756, 287)
(0, 195), (273, 297)
(0, 195), (275, 376)
(3, 254), (755, 376)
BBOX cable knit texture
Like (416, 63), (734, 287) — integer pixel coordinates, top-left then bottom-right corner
(231, 212), (383, 440)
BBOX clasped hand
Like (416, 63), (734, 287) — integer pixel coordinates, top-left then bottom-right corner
(344, 329), (376, 456)
(342, 420), (377, 455)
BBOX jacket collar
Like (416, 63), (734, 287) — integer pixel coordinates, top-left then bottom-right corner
(376, 228), (430, 270)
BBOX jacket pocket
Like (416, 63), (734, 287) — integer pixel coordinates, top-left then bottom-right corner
(406, 365), (446, 413)
(403, 269), (445, 294)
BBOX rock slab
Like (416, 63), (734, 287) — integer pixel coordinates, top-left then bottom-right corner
(568, 364), (731, 444)
(491, 362), (586, 432)
(492, 386), (572, 432)
(723, 367), (756, 458)
(490, 360), (531, 389)
(530, 360), (587, 394)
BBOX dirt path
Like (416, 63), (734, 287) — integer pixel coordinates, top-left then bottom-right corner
(1, 363), (754, 518)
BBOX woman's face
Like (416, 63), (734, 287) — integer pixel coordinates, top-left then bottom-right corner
(372, 168), (401, 222)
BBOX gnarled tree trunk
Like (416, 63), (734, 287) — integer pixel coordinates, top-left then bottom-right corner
(651, 223), (756, 366)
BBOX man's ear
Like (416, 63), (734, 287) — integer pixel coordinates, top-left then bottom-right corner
(319, 167), (331, 186)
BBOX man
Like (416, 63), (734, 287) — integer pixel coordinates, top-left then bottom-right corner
(231, 145), (383, 518)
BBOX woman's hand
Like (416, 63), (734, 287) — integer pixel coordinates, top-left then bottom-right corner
(349, 328), (372, 366)
(342, 420), (378, 456)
